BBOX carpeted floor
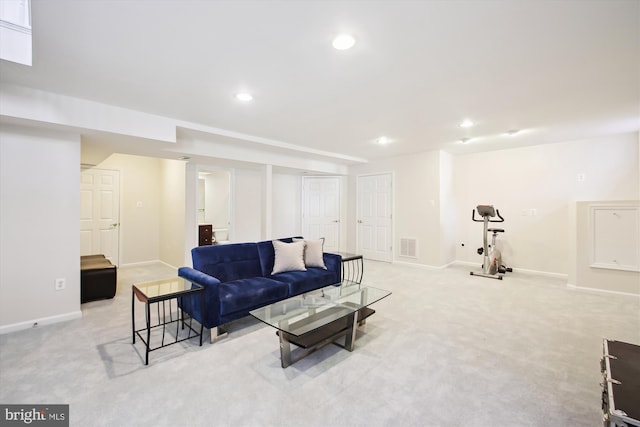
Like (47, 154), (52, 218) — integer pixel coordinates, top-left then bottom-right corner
(1, 260), (638, 427)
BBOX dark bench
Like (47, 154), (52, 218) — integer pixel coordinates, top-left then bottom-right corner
(81, 255), (117, 303)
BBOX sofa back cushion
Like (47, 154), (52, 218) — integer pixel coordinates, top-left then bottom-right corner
(256, 237), (303, 277)
(192, 243), (262, 282)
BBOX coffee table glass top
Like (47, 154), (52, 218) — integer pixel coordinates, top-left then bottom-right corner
(250, 281), (391, 337)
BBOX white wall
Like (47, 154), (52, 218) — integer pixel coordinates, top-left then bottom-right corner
(159, 159), (186, 268)
(96, 154), (187, 267)
(97, 154), (162, 265)
(0, 125), (81, 332)
(272, 173), (302, 239)
(439, 151), (457, 265)
(202, 170), (231, 232)
(455, 132), (639, 275)
(233, 168), (262, 242)
(346, 132), (639, 275)
(348, 150), (449, 266)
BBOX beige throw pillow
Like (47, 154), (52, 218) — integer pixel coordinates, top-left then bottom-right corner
(294, 238), (327, 269)
(272, 240), (307, 274)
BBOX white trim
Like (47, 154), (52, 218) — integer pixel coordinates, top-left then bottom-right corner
(453, 260), (568, 279)
(0, 310), (82, 335)
(119, 259), (178, 270)
(566, 283), (640, 298)
(176, 123), (368, 164)
(588, 204), (640, 272)
(393, 260), (448, 270)
(0, 19), (31, 34)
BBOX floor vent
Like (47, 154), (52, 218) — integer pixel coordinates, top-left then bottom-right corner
(400, 238), (417, 258)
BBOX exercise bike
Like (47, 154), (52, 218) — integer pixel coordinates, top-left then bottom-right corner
(470, 205), (513, 280)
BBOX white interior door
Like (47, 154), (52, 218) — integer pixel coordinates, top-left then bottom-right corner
(357, 173), (393, 262)
(302, 177), (340, 252)
(80, 168), (120, 264)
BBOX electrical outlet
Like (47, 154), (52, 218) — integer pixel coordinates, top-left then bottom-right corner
(577, 173), (586, 182)
(530, 208), (537, 216)
(55, 278), (66, 291)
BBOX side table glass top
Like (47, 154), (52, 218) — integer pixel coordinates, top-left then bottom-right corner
(133, 277), (201, 302)
(250, 281), (390, 337)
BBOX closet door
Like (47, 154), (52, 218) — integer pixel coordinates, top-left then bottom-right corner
(80, 168), (120, 265)
(302, 177), (340, 252)
(357, 173), (392, 262)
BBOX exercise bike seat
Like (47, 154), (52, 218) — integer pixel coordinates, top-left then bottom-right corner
(488, 228), (505, 233)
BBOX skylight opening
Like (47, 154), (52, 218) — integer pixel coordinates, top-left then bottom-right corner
(0, 0), (32, 65)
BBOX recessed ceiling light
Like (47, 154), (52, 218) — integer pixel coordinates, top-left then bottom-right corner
(505, 129), (520, 136)
(459, 119), (474, 128)
(377, 136), (392, 145)
(459, 138), (472, 144)
(332, 34), (356, 50)
(235, 92), (253, 102)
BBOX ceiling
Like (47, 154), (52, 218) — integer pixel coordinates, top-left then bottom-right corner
(1, 0), (638, 162)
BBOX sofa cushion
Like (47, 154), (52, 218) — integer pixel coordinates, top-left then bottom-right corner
(272, 240), (306, 274)
(271, 267), (339, 296)
(293, 238), (327, 269)
(257, 237), (302, 277)
(192, 243), (262, 282)
(218, 277), (290, 315)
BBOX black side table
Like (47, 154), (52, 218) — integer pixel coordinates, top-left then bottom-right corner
(333, 252), (364, 284)
(132, 277), (204, 365)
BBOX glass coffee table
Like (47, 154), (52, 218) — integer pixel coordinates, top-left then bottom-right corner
(250, 281), (391, 368)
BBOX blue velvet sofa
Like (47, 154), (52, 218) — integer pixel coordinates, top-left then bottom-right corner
(178, 237), (341, 342)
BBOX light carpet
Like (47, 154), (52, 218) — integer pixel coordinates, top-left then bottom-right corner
(1, 261), (638, 427)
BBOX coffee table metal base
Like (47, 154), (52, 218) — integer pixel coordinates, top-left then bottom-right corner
(277, 306), (375, 368)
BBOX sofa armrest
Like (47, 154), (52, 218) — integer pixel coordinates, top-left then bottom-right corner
(178, 267), (222, 329)
(323, 252), (342, 283)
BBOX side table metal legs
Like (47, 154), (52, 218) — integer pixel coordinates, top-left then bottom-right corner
(131, 281), (204, 365)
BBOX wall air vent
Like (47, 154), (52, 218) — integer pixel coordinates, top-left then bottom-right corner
(400, 238), (417, 258)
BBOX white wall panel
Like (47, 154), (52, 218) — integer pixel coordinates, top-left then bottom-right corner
(0, 125), (81, 332)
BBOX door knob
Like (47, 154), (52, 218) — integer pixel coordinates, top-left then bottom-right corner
(333, 220), (339, 223)
(358, 220), (363, 223)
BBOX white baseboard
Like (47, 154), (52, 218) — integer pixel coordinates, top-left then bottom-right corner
(453, 260), (568, 279)
(119, 259), (178, 269)
(0, 310), (82, 335)
(392, 260), (448, 270)
(566, 284), (640, 298)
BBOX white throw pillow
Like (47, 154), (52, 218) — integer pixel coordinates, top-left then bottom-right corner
(272, 240), (307, 274)
(294, 238), (327, 269)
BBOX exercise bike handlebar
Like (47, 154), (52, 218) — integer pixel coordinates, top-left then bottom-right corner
(471, 208), (505, 222)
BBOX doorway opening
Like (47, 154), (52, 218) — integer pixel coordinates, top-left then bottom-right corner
(198, 169), (232, 244)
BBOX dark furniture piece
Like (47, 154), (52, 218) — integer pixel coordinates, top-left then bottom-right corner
(198, 224), (213, 246)
(132, 277), (205, 365)
(178, 237), (342, 343)
(601, 339), (640, 427)
(250, 281), (391, 368)
(333, 252), (364, 283)
(80, 255), (117, 303)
